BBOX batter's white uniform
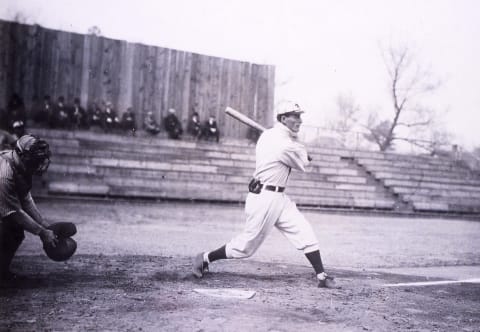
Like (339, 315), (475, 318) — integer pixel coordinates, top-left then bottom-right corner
(226, 123), (320, 258)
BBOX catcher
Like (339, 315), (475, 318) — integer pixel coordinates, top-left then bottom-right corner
(0, 134), (77, 282)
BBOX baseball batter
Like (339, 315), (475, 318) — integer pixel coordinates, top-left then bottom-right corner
(193, 101), (335, 287)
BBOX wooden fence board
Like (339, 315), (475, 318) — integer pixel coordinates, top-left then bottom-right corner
(0, 20), (274, 139)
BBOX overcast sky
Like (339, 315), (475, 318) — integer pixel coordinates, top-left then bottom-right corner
(1, 0), (479, 149)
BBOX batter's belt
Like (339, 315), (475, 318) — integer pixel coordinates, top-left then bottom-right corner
(248, 179), (285, 194)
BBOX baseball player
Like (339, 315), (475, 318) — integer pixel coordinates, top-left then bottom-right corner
(0, 134), (75, 282)
(193, 101), (335, 287)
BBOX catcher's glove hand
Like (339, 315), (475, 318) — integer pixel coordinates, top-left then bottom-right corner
(43, 237), (77, 262)
(43, 222), (77, 261)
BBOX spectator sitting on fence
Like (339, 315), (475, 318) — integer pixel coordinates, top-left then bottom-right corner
(50, 96), (70, 129)
(88, 101), (104, 130)
(121, 107), (136, 136)
(103, 102), (121, 132)
(33, 95), (53, 127)
(164, 108), (183, 139)
(144, 111), (161, 135)
(187, 112), (202, 140)
(203, 115), (220, 142)
(71, 98), (88, 130)
(6, 93), (26, 129)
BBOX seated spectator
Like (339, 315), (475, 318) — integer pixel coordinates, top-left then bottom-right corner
(88, 101), (104, 129)
(103, 102), (120, 132)
(164, 108), (183, 139)
(144, 111), (160, 135)
(203, 115), (220, 142)
(6, 93), (26, 128)
(121, 107), (136, 135)
(71, 98), (88, 129)
(187, 112), (202, 140)
(33, 95), (53, 126)
(50, 96), (70, 129)
(10, 120), (26, 142)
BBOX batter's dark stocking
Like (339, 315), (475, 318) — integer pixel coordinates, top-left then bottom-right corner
(305, 250), (325, 275)
(207, 245), (227, 263)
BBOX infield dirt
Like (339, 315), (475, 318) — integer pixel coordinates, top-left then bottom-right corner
(1, 199), (479, 331)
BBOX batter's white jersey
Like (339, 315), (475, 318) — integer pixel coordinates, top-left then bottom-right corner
(225, 123), (319, 259)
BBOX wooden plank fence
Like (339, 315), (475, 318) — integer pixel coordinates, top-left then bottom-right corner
(0, 20), (275, 139)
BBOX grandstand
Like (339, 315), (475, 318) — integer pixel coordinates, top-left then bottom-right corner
(29, 128), (480, 218)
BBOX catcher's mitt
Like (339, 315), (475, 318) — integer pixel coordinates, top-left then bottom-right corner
(43, 222), (77, 261)
(43, 237), (77, 262)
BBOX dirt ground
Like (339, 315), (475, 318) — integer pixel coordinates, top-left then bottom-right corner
(1, 199), (480, 332)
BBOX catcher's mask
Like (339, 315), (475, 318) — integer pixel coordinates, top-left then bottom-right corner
(15, 134), (51, 174)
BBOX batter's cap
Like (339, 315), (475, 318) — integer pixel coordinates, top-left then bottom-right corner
(276, 100), (305, 116)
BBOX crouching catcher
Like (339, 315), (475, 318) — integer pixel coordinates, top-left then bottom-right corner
(0, 134), (77, 282)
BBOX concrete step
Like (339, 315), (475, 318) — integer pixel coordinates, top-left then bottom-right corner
(47, 171), (387, 201)
(411, 200), (480, 214)
(403, 194), (480, 206)
(384, 179), (480, 193)
(363, 164), (473, 180)
(392, 186), (480, 198)
(47, 163), (376, 193)
(372, 171), (480, 186)
(357, 157), (458, 172)
(289, 194), (396, 210)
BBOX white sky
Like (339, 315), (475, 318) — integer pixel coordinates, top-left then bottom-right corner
(1, 0), (479, 149)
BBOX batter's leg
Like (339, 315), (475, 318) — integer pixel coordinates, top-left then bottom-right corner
(275, 196), (335, 287)
(193, 193), (283, 278)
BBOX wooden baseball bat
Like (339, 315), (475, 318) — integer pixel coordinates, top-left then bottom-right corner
(225, 107), (266, 132)
(225, 106), (313, 161)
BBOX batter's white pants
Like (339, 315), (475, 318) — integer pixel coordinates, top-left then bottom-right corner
(225, 191), (320, 259)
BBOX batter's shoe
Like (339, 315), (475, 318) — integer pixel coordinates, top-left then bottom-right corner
(192, 253), (209, 278)
(317, 272), (336, 288)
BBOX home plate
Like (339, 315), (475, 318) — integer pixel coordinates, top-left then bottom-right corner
(193, 288), (256, 299)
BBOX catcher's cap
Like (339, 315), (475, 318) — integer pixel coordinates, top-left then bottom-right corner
(43, 237), (77, 262)
(16, 134), (50, 158)
(276, 100), (304, 116)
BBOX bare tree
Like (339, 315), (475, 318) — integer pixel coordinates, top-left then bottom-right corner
(364, 43), (443, 152)
(327, 93), (360, 147)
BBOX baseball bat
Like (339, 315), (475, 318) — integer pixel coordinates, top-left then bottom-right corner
(225, 107), (266, 132)
(225, 106), (313, 161)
